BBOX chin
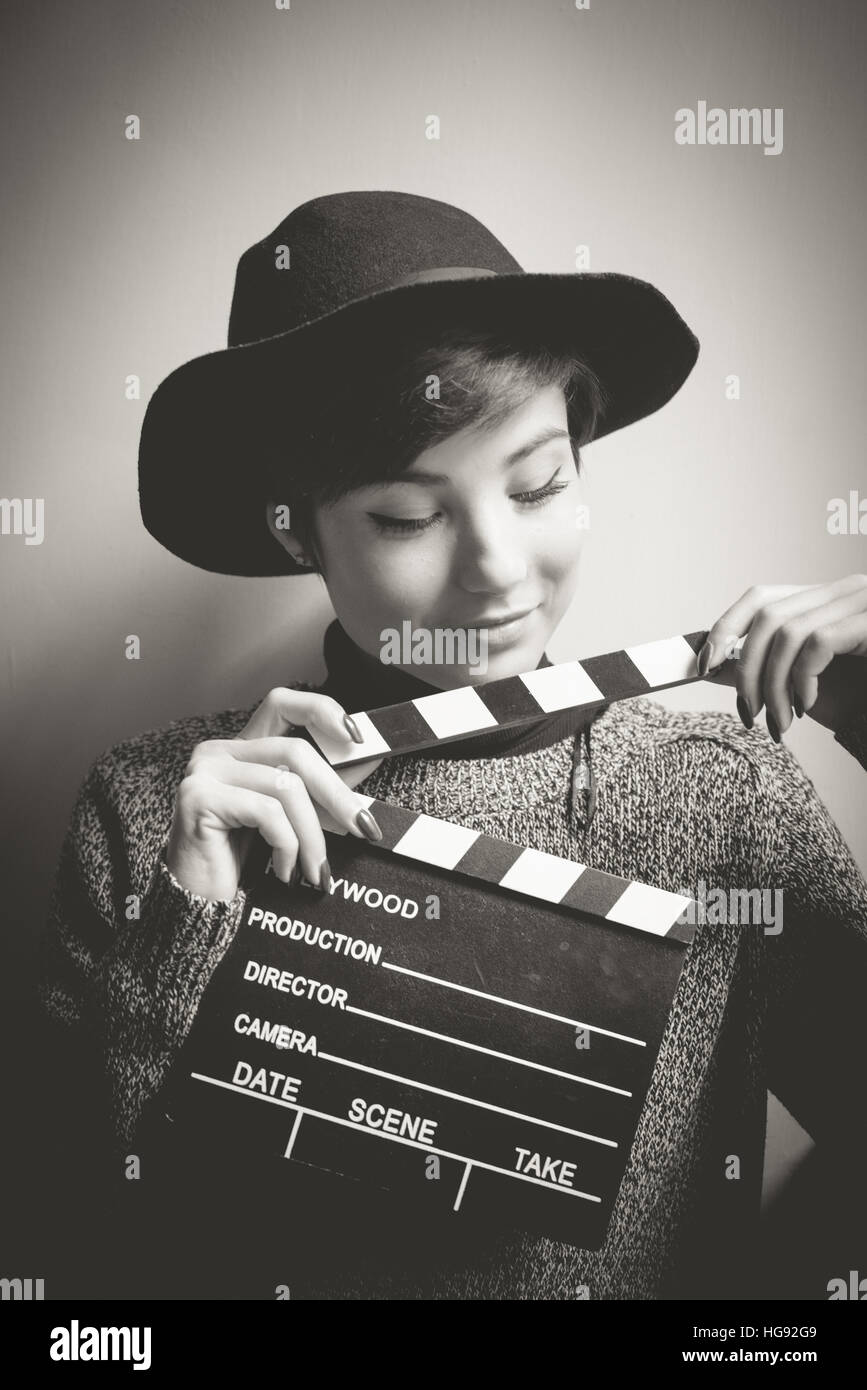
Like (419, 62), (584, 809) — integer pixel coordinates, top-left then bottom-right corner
(465, 644), (542, 685)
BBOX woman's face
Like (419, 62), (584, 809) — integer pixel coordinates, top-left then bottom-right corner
(277, 383), (587, 688)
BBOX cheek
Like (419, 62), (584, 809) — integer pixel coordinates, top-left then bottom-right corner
(319, 521), (440, 622)
(530, 501), (587, 578)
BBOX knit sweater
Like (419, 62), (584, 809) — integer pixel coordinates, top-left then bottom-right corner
(39, 692), (867, 1301)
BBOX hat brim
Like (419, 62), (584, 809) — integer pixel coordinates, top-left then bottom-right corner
(138, 272), (699, 577)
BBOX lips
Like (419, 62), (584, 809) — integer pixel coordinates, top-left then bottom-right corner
(470, 606), (538, 627)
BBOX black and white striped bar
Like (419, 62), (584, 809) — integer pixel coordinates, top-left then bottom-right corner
(315, 795), (696, 945)
(310, 628), (734, 768)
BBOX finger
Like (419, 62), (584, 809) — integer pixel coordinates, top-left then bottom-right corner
(763, 586), (867, 735)
(705, 576), (866, 675)
(218, 736), (385, 839)
(700, 584), (810, 675)
(203, 757), (331, 886)
(733, 581), (867, 722)
(237, 687), (363, 746)
(702, 655), (741, 690)
(179, 773), (300, 881)
(739, 579), (867, 731)
(791, 611), (867, 716)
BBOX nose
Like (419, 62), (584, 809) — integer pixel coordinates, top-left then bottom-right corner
(452, 508), (530, 593)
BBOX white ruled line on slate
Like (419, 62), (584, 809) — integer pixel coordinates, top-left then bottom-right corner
(190, 1072), (604, 1203)
(316, 1050), (618, 1147)
(345, 1005), (634, 1096)
(381, 962), (648, 1046)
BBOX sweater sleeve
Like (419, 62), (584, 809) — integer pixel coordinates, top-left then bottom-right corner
(758, 725), (867, 1159)
(38, 757), (248, 1152)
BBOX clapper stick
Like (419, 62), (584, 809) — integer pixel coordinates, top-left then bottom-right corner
(308, 627), (741, 768)
(310, 795), (696, 945)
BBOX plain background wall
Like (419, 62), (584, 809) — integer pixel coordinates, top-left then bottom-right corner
(1, 0), (865, 1292)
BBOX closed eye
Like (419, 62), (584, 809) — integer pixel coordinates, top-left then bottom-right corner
(368, 470), (570, 534)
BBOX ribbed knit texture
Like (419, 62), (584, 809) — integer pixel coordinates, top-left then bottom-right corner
(39, 694), (867, 1300)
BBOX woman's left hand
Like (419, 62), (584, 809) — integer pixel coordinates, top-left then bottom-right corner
(696, 574), (867, 742)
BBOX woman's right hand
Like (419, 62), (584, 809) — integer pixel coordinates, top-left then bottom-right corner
(164, 688), (386, 902)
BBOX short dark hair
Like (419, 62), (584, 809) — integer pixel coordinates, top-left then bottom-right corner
(269, 324), (607, 571)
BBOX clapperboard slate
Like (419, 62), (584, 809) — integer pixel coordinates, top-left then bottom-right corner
(163, 630), (708, 1250)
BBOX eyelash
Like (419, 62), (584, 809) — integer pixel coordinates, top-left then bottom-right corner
(368, 476), (570, 534)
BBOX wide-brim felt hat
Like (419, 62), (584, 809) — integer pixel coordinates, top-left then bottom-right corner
(138, 190), (700, 577)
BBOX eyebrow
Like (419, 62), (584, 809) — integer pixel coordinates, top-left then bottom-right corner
(363, 426), (573, 490)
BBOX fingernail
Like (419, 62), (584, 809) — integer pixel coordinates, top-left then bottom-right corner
(343, 713), (364, 743)
(766, 711), (781, 744)
(696, 640), (713, 678)
(355, 808), (383, 841)
(792, 693), (804, 719)
(736, 694), (754, 730)
(318, 857), (332, 891)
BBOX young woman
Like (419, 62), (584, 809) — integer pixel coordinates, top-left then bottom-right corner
(40, 191), (867, 1301)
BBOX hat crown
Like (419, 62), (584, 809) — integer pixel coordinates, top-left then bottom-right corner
(227, 190), (523, 347)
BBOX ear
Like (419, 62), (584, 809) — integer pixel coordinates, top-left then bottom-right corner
(264, 498), (310, 567)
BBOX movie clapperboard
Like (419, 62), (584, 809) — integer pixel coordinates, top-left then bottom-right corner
(162, 630), (713, 1250)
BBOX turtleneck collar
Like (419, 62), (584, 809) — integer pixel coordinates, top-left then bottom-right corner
(316, 619), (606, 761)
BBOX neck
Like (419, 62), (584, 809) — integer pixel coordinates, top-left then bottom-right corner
(316, 619), (604, 761)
